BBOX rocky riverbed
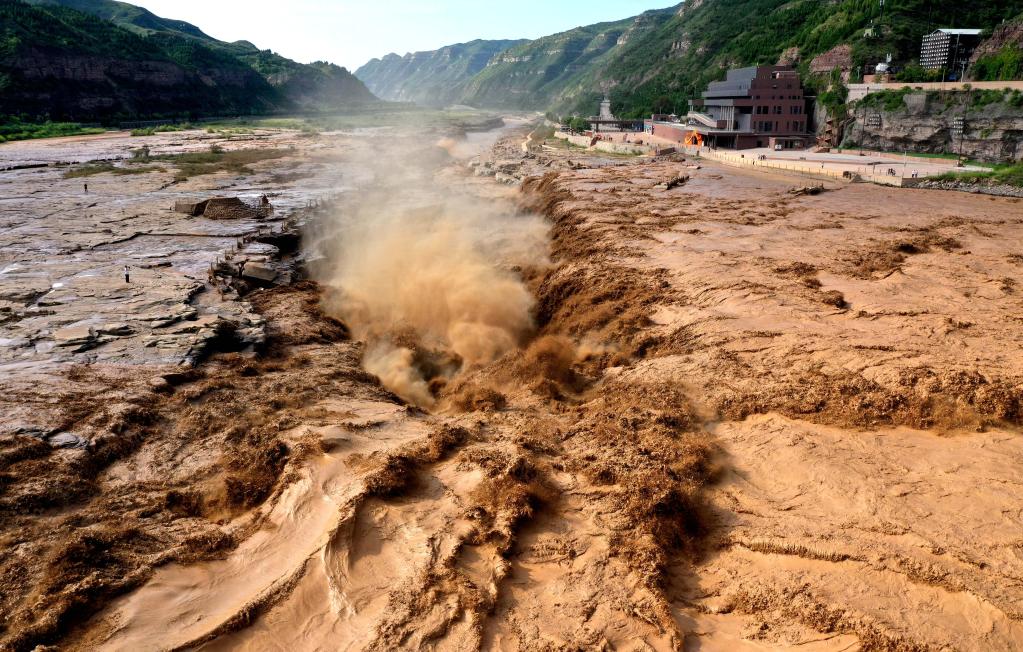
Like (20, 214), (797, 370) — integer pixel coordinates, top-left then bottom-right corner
(0, 128), (347, 426)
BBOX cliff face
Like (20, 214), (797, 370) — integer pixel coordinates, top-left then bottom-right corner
(13, 49), (187, 85)
(849, 91), (1023, 162)
(355, 40), (527, 107)
(2, 0), (377, 122)
(2, 47), (281, 119)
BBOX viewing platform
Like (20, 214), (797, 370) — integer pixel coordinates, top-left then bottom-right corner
(686, 111), (726, 129)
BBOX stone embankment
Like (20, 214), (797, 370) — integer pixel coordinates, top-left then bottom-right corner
(912, 179), (1023, 197)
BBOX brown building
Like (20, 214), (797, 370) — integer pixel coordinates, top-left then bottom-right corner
(646, 65), (810, 150)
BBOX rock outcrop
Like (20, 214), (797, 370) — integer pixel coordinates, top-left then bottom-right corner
(849, 90), (1023, 162)
(970, 15), (1023, 67)
(809, 44), (853, 76)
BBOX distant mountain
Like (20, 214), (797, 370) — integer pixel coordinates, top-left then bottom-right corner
(1, 0), (376, 122)
(356, 39), (527, 108)
(459, 7), (677, 113)
(353, 0), (1023, 118)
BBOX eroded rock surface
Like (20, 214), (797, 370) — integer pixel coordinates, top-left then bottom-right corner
(0, 129), (341, 384)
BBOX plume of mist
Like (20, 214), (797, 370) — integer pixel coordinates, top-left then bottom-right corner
(311, 130), (549, 407)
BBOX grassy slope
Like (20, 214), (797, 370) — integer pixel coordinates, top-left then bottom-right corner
(972, 12), (1023, 81)
(932, 162), (1023, 186)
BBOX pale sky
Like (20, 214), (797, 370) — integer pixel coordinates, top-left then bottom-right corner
(129, 0), (676, 71)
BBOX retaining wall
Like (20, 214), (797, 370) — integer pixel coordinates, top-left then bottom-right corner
(847, 80), (1023, 102)
(681, 147), (850, 182)
(554, 131), (659, 155)
(553, 132), (924, 186)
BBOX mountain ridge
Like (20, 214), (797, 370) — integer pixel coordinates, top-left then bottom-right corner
(355, 0), (1023, 118)
(1, 0), (377, 122)
(356, 39), (527, 107)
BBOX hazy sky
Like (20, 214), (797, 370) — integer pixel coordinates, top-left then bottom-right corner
(130, 0), (675, 71)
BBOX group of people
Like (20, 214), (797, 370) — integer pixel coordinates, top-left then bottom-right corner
(883, 167), (920, 178)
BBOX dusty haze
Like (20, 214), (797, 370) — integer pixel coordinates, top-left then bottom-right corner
(312, 134), (549, 406)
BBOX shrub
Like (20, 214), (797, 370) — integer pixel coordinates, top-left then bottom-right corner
(563, 116), (591, 132)
(972, 45), (1023, 81)
(858, 87), (915, 112)
(971, 89), (1006, 108)
(0, 117), (105, 142)
(895, 63), (943, 83)
(130, 123), (192, 137)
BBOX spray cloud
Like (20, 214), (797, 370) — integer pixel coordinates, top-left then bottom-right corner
(312, 130), (548, 407)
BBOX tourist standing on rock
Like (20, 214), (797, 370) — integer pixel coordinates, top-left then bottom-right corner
(124, 265), (130, 283)
(83, 183), (88, 193)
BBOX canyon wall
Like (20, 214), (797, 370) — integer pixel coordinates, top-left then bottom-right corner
(356, 40), (527, 107)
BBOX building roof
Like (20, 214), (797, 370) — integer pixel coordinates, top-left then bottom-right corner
(931, 29), (983, 36)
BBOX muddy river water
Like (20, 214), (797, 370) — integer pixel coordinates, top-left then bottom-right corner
(2, 120), (1023, 652)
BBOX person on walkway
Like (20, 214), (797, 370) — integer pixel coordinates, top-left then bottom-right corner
(123, 265), (130, 283)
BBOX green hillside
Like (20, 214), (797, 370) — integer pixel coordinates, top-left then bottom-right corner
(356, 39), (527, 107)
(1, 0), (376, 124)
(352, 0), (1023, 118)
(589, 0), (1023, 118)
(459, 7), (678, 112)
(24, 0), (214, 39)
(25, 0), (377, 106)
(0, 0), (281, 121)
